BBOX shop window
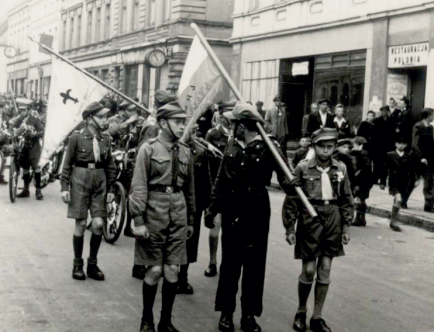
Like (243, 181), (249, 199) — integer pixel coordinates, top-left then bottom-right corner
(125, 65), (139, 99)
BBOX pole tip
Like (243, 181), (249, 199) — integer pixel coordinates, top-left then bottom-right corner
(190, 23), (197, 29)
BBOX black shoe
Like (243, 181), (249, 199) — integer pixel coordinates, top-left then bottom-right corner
(204, 263), (217, 277)
(241, 315), (261, 332)
(72, 259), (86, 280)
(17, 189), (30, 198)
(177, 279), (193, 294)
(390, 222), (402, 232)
(35, 188), (43, 200)
(401, 202), (408, 209)
(293, 312), (307, 332)
(140, 321), (156, 332)
(124, 227), (134, 237)
(219, 313), (234, 332)
(157, 321), (179, 332)
(424, 204), (433, 212)
(132, 265), (146, 280)
(0, 176), (7, 185)
(310, 317), (331, 332)
(352, 220), (366, 227)
(87, 260), (105, 281)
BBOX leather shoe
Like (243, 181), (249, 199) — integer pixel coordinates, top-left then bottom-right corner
(390, 222), (402, 232)
(240, 315), (261, 332)
(132, 265), (146, 280)
(140, 321), (155, 332)
(87, 261), (105, 281)
(204, 263), (217, 277)
(35, 188), (44, 200)
(218, 313), (234, 332)
(310, 317), (331, 332)
(293, 312), (307, 332)
(177, 280), (193, 294)
(72, 258), (86, 280)
(157, 321), (179, 332)
(17, 189), (30, 198)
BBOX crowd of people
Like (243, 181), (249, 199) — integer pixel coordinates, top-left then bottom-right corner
(0, 89), (430, 332)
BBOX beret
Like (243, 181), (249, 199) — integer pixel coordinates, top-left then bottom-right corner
(156, 101), (187, 121)
(312, 128), (339, 144)
(223, 102), (264, 123)
(82, 102), (110, 119)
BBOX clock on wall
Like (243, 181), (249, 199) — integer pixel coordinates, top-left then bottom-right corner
(145, 49), (166, 68)
(4, 46), (17, 58)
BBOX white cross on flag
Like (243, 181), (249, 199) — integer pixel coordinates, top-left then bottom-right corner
(39, 57), (108, 166)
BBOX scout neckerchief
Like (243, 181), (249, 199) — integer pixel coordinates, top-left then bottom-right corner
(316, 166), (334, 200)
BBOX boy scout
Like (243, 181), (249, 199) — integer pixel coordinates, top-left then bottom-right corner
(60, 102), (116, 281)
(129, 101), (195, 332)
(283, 128), (353, 332)
(205, 103), (290, 332)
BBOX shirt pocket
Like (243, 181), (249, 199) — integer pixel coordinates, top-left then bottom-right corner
(302, 174), (321, 198)
(150, 155), (170, 178)
(76, 141), (93, 161)
(178, 155), (189, 180)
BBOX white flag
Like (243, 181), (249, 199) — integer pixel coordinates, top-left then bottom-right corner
(39, 58), (108, 166)
(177, 36), (228, 119)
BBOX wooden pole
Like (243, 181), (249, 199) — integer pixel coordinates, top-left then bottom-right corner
(190, 23), (318, 219)
(28, 37), (151, 115)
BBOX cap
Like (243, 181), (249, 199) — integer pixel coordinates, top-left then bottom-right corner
(223, 102), (264, 123)
(317, 99), (330, 106)
(126, 104), (137, 112)
(218, 101), (236, 113)
(82, 102), (110, 119)
(155, 90), (176, 110)
(118, 100), (129, 110)
(380, 105), (390, 112)
(337, 138), (353, 147)
(312, 128), (339, 144)
(156, 101), (187, 121)
(354, 136), (367, 145)
(394, 136), (407, 143)
(256, 100), (264, 106)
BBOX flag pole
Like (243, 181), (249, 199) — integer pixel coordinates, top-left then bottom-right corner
(28, 37), (151, 115)
(190, 23), (318, 219)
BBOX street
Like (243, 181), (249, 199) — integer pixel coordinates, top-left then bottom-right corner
(1, 182), (434, 332)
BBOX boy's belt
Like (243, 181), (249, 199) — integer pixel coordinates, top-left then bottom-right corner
(149, 185), (181, 193)
(310, 199), (337, 206)
(75, 162), (104, 169)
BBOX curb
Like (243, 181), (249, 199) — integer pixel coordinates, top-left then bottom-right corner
(269, 182), (434, 232)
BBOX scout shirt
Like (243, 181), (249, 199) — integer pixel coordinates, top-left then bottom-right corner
(293, 157), (354, 233)
(60, 127), (117, 193)
(129, 135), (195, 227)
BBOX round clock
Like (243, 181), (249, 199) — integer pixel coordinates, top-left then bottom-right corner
(146, 49), (166, 68)
(4, 46), (17, 58)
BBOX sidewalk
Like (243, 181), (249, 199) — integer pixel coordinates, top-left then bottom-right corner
(270, 174), (434, 232)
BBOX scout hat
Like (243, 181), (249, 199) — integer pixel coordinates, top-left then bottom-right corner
(337, 138), (353, 147)
(125, 103), (137, 112)
(311, 128), (339, 144)
(82, 102), (110, 119)
(223, 102), (264, 123)
(354, 136), (367, 145)
(118, 100), (129, 110)
(156, 101), (187, 121)
(218, 101), (236, 114)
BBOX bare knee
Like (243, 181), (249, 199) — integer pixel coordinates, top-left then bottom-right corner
(145, 266), (163, 285)
(91, 217), (104, 234)
(300, 261), (316, 283)
(75, 219), (87, 236)
(164, 264), (179, 283)
(317, 257), (332, 284)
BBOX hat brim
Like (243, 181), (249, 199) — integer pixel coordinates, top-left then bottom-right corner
(313, 135), (338, 143)
(94, 108), (111, 117)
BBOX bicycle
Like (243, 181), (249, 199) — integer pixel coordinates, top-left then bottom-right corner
(9, 136), (24, 203)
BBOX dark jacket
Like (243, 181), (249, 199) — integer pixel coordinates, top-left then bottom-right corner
(357, 121), (373, 151)
(306, 111), (334, 136)
(351, 149), (373, 199)
(412, 120), (434, 167)
(333, 118), (351, 138)
(189, 140), (211, 211)
(205, 125), (230, 182)
(390, 108), (413, 146)
(370, 116), (395, 156)
(383, 150), (414, 195)
(292, 147), (309, 169)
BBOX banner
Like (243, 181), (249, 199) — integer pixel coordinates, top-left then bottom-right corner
(177, 35), (228, 119)
(39, 57), (108, 166)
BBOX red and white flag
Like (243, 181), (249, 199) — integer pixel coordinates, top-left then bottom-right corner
(39, 57), (108, 166)
(177, 36), (229, 119)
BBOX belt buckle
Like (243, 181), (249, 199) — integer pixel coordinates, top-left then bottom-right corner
(166, 186), (173, 193)
(88, 163), (96, 169)
(324, 200), (330, 205)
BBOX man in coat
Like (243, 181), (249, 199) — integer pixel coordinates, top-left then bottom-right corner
(306, 99), (334, 136)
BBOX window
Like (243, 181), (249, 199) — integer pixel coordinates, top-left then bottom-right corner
(105, 4), (110, 39)
(101, 69), (109, 83)
(121, 0), (127, 33)
(70, 17), (75, 47)
(149, 0), (156, 25)
(133, 0), (139, 30)
(163, 0), (171, 22)
(87, 10), (92, 43)
(62, 20), (67, 50)
(96, 7), (101, 41)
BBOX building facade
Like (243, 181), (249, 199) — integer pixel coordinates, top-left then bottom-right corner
(0, 21), (9, 93)
(60, 0), (234, 110)
(231, 0), (434, 139)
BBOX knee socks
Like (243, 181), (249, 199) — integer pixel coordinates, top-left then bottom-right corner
(297, 280), (313, 313)
(179, 264), (189, 281)
(89, 233), (102, 260)
(34, 172), (41, 189)
(73, 235), (84, 259)
(142, 281), (158, 323)
(23, 173), (30, 190)
(160, 279), (178, 323)
(313, 280), (330, 319)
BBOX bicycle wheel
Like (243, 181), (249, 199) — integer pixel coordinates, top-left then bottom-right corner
(9, 155), (19, 203)
(0, 150), (5, 178)
(103, 181), (126, 244)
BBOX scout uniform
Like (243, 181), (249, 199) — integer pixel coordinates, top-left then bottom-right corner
(129, 101), (194, 332)
(60, 102), (116, 281)
(205, 103), (290, 332)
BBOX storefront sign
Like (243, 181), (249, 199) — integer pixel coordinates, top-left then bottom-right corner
(388, 43), (429, 68)
(292, 61), (309, 76)
(387, 73), (408, 103)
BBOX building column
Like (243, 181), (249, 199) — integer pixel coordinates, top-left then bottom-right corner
(127, 0), (134, 32)
(368, 18), (388, 114)
(137, 63), (144, 101)
(101, 3), (106, 41)
(425, 9), (434, 108)
(92, 7), (97, 44)
(65, 15), (72, 50)
(82, 9), (88, 45)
